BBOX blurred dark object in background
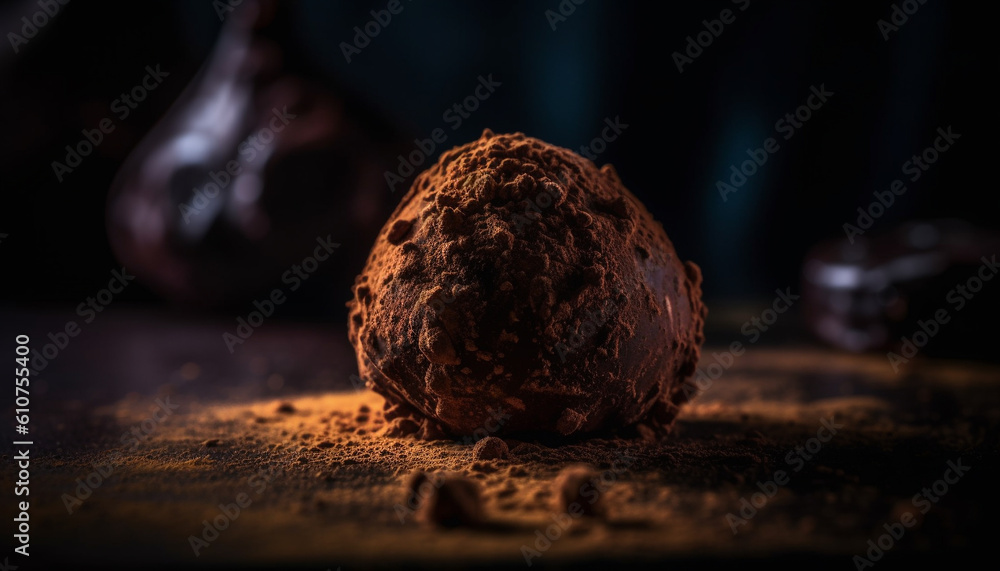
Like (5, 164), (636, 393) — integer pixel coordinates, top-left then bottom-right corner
(1, 1), (997, 333)
(105, 0), (401, 314)
(803, 219), (1000, 360)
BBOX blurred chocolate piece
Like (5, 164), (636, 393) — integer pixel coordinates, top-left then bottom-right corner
(106, 0), (401, 313)
(803, 219), (1000, 358)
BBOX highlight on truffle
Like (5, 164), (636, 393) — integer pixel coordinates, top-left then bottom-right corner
(348, 130), (706, 438)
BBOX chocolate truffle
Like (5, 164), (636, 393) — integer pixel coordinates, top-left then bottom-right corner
(348, 130), (705, 437)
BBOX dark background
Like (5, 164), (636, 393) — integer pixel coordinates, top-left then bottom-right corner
(0, 0), (994, 307)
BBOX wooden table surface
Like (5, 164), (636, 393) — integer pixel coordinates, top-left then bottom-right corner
(3, 307), (997, 569)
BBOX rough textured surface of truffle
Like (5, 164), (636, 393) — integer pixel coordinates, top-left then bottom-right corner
(348, 130), (706, 438)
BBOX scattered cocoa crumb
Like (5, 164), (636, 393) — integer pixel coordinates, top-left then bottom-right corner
(555, 464), (605, 517)
(472, 436), (508, 460)
(415, 472), (485, 528)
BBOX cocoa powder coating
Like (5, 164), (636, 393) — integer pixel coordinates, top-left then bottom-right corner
(348, 130), (706, 438)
